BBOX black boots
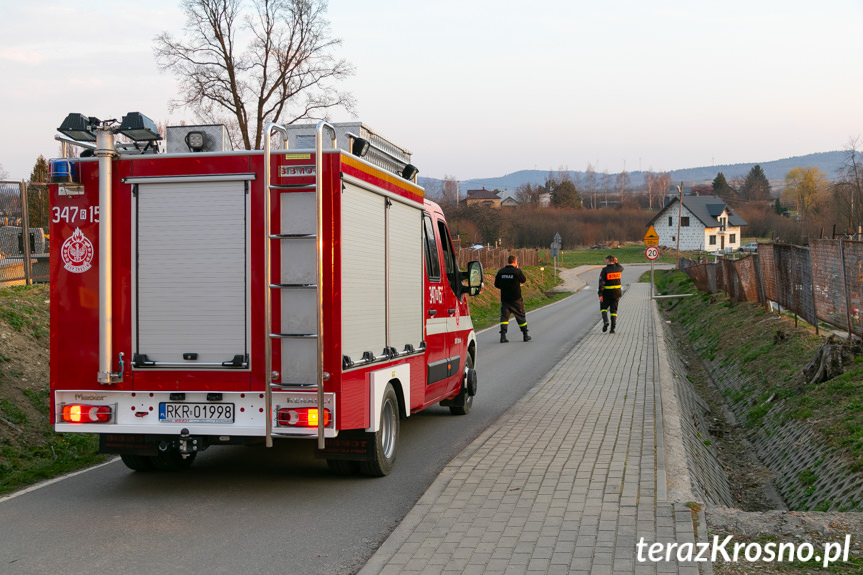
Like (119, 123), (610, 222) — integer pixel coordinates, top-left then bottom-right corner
(602, 321), (609, 332)
(521, 328), (531, 342)
(501, 329), (531, 342)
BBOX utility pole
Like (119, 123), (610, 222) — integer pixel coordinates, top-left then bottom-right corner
(675, 184), (683, 267)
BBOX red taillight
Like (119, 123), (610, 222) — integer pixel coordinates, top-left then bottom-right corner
(277, 407), (331, 428)
(61, 404), (112, 423)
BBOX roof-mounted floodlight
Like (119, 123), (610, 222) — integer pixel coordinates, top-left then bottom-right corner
(351, 137), (370, 158)
(58, 113), (99, 142)
(184, 130), (206, 152)
(117, 112), (161, 141)
(401, 164), (419, 181)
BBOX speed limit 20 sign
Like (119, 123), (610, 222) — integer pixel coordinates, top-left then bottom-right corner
(645, 246), (659, 260)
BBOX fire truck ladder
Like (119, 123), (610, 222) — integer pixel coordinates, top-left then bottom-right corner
(263, 121), (335, 449)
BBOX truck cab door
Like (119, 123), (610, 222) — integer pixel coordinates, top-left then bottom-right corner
(423, 213), (458, 402)
(436, 217), (469, 365)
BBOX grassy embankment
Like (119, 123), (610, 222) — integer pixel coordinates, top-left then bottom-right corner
(654, 269), (863, 477)
(0, 284), (105, 496)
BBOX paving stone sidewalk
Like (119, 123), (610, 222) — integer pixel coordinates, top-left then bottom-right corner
(359, 283), (709, 575)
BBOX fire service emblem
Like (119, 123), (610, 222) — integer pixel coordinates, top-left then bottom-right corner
(61, 227), (94, 273)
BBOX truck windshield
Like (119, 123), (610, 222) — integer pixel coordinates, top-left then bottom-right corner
(437, 220), (458, 297)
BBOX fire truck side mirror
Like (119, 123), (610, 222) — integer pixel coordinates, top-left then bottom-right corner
(465, 261), (484, 297)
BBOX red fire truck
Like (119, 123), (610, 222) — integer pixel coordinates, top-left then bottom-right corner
(49, 114), (483, 476)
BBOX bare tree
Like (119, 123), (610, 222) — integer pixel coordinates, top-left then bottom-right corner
(644, 170), (671, 210)
(154, 0), (356, 150)
(0, 162), (8, 180)
(584, 163), (597, 209)
(440, 175), (459, 209)
(515, 182), (543, 206)
(838, 137), (863, 230)
(601, 170), (612, 207)
(615, 170), (630, 196)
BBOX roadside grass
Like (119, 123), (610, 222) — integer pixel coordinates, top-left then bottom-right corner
(0, 434), (104, 496)
(557, 244), (677, 267)
(0, 285), (49, 339)
(654, 269), (863, 473)
(0, 284), (107, 496)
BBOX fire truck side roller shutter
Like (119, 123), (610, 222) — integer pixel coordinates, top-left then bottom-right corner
(133, 180), (249, 368)
(388, 201), (423, 352)
(341, 183), (386, 362)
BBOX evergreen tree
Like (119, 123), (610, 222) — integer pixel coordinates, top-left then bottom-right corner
(741, 165), (771, 201)
(548, 179), (582, 209)
(29, 155), (48, 183)
(712, 172), (730, 192)
(27, 155), (49, 229)
(774, 197), (784, 215)
(712, 171), (735, 203)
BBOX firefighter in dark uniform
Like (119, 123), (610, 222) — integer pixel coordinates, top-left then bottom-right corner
(598, 254), (623, 333)
(494, 255), (531, 343)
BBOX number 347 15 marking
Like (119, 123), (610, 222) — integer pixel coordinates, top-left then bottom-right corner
(52, 206), (99, 224)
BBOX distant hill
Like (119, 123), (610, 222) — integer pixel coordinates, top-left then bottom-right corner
(419, 151), (847, 195)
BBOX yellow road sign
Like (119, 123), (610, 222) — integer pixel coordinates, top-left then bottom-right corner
(644, 225), (659, 246)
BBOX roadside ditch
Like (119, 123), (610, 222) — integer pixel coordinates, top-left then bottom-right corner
(656, 276), (863, 573)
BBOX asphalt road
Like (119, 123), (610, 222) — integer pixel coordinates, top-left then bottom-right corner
(0, 266), (648, 575)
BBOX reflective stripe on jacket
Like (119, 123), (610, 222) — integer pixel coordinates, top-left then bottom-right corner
(598, 263), (624, 295)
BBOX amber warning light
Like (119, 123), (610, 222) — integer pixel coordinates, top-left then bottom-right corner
(277, 407), (331, 428)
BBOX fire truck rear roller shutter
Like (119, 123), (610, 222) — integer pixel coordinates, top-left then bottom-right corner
(134, 180), (249, 367)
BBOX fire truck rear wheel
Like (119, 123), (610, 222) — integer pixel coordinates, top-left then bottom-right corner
(359, 383), (399, 477)
(120, 454), (156, 472)
(327, 459), (359, 475)
(150, 449), (197, 472)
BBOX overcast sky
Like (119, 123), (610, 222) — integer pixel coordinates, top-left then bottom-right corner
(1, 0), (861, 182)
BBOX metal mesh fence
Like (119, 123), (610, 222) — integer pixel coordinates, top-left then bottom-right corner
(680, 239), (863, 336)
(0, 181), (50, 285)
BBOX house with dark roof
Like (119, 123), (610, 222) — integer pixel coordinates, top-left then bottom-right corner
(465, 188), (502, 209)
(647, 195), (747, 253)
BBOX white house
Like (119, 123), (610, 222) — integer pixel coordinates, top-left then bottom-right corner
(647, 195), (747, 253)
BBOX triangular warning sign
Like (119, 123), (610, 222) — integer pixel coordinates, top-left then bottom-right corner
(644, 225), (659, 241)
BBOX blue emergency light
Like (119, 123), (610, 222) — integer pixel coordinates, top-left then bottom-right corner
(49, 159), (80, 184)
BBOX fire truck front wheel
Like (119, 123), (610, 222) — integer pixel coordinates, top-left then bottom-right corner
(449, 353), (475, 416)
(359, 383), (399, 477)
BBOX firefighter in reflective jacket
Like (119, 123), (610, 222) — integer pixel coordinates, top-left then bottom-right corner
(494, 255), (531, 343)
(598, 255), (623, 333)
